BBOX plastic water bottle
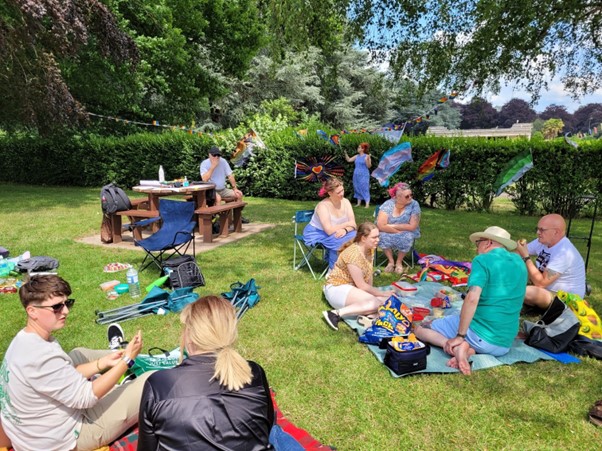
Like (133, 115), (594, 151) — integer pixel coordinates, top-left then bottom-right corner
(158, 165), (165, 183)
(183, 176), (189, 187)
(126, 267), (141, 298)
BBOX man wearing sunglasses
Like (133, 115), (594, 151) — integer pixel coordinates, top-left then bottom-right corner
(0, 275), (151, 451)
(516, 213), (585, 311)
(415, 226), (527, 375)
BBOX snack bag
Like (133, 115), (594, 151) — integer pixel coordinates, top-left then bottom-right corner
(359, 295), (413, 345)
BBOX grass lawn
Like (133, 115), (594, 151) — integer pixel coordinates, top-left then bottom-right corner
(1, 182), (601, 449)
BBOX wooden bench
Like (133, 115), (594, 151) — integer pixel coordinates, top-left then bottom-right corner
(195, 201), (247, 243)
(111, 199), (158, 243)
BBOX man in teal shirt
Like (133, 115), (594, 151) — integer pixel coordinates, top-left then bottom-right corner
(416, 226), (527, 375)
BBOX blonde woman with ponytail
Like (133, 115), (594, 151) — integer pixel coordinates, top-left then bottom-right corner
(138, 296), (274, 449)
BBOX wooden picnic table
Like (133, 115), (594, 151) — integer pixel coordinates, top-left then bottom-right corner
(132, 183), (216, 212)
(110, 183), (216, 244)
(111, 183), (248, 244)
(132, 183), (247, 244)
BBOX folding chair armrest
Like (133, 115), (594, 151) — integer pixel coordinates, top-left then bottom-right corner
(169, 226), (195, 247)
(131, 216), (161, 229)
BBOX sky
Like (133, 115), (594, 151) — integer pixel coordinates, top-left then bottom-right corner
(463, 77), (602, 114)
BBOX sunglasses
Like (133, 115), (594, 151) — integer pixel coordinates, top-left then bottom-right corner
(32, 298), (75, 313)
(474, 239), (488, 247)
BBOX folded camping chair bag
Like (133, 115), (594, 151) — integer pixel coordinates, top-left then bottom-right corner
(161, 255), (205, 289)
(16, 256), (59, 272)
(384, 341), (430, 375)
(522, 297), (580, 353)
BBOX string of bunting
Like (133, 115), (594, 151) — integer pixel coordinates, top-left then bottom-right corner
(87, 112), (209, 136)
(339, 90), (459, 135)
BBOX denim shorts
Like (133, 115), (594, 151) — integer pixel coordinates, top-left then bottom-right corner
(431, 315), (510, 357)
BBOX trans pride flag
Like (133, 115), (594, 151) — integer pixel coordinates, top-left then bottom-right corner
(371, 141), (413, 187)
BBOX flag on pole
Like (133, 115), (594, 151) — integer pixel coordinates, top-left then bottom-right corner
(493, 150), (534, 196)
(371, 142), (413, 187)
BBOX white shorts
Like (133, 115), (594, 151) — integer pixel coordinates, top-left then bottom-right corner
(323, 284), (353, 310)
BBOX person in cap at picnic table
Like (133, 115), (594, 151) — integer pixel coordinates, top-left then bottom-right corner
(376, 181), (421, 274)
(200, 145), (244, 205)
(516, 213), (586, 313)
(138, 295), (274, 450)
(303, 177), (358, 270)
(415, 226), (527, 375)
(322, 222), (396, 330)
(0, 275), (149, 451)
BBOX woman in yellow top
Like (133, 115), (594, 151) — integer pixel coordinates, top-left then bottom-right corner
(322, 222), (396, 330)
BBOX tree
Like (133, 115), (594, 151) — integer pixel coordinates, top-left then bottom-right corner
(572, 103), (602, 133)
(541, 118), (564, 140)
(389, 80), (461, 129)
(497, 99), (536, 128)
(349, 0), (602, 102)
(0, 0), (138, 134)
(459, 97), (498, 129)
(94, 0), (266, 126)
(539, 104), (574, 133)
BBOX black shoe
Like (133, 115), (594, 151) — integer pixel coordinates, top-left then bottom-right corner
(108, 323), (126, 350)
(322, 310), (340, 330)
(241, 216), (250, 224)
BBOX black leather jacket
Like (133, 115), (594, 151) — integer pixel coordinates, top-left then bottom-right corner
(137, 354), (274, 450)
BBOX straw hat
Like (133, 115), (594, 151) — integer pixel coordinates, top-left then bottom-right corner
(469, 226), (517, 251)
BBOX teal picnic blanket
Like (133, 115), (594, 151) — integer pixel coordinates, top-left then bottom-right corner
(344, 282), (558, 377)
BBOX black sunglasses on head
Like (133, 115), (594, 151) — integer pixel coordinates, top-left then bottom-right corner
(32, 298), (75, 313)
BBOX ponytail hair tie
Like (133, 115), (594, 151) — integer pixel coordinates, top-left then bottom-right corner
(318, 186), (328, 197)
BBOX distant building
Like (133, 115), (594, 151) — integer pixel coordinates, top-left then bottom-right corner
(427, 123), (533, 139)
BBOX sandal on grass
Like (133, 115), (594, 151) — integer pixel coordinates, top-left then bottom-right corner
(384, 263), (395, 273)
(589, 400), (602, 427)
(357, 315), (374, 328)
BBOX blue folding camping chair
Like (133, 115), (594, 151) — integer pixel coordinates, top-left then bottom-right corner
(135, 199), (196, 271)
(292, 209), (328, 280)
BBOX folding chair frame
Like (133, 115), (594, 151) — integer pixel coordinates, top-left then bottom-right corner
(138, 231), (195, 272)
(293, 210), (328, 280)
(134, 199), (197, 272)
(373, 204), (416, 271)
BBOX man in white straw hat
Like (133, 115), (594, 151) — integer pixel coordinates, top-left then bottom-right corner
(415, 226), (527, 375)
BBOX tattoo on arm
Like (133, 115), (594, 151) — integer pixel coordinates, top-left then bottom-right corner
(546, 269), (559, 280)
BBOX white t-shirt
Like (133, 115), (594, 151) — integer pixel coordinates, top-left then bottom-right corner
(0, 330), (98, 451)
(527, 236), (586, 297)
(199, 157), (233, 190)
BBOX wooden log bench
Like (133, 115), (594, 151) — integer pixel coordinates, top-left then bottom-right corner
(111, 204), (159, 243)
(195, 201), (247, 243)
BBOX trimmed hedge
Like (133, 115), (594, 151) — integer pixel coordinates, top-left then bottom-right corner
(1, 130), (600, 216)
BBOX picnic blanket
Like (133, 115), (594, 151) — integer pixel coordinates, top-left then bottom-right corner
(343, 282), (562, 377)
(107, 390), (333, 451)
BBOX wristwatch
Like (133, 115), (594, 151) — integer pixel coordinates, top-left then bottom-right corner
(456, 333), (466, 339)
(121, 356), (135, 368)
(522, 256), (530, 262)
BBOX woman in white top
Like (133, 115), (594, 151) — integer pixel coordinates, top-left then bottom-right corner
(302, 177), (357, 269)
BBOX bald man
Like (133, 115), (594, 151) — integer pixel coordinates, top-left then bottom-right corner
(516, 214), (585, 310)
